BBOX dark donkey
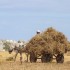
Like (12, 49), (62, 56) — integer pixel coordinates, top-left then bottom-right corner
(8, 45), (29, 64)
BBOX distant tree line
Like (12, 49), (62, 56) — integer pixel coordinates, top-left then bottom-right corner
(3, 42), (10, 51)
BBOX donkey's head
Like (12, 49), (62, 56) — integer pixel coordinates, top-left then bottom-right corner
(8, 47), (13, 54)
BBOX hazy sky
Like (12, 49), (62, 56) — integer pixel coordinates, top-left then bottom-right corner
(0, 0), (70, 41)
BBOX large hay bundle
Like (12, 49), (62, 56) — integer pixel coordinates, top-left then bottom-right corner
(26, 27), (68, 55)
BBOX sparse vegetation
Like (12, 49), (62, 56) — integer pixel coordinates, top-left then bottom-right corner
(6, 57), (14, 61)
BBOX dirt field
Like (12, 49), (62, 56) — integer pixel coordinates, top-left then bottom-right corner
(0, 51), (70, 70)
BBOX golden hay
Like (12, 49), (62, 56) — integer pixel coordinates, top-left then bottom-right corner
(26, 27), (68, 55)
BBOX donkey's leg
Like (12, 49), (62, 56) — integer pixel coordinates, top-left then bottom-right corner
(26, 53), (28, 62)
(20, 53), (23, 64)
(14, 52), (18, 61)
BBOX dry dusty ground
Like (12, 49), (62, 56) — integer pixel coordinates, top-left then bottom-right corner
(0, 51), (70, 70)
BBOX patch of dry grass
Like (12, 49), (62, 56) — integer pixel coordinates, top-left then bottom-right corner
(0, 51), (28, 62)
(0, 51), (70, 70)
(0, 62), (70, 70)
